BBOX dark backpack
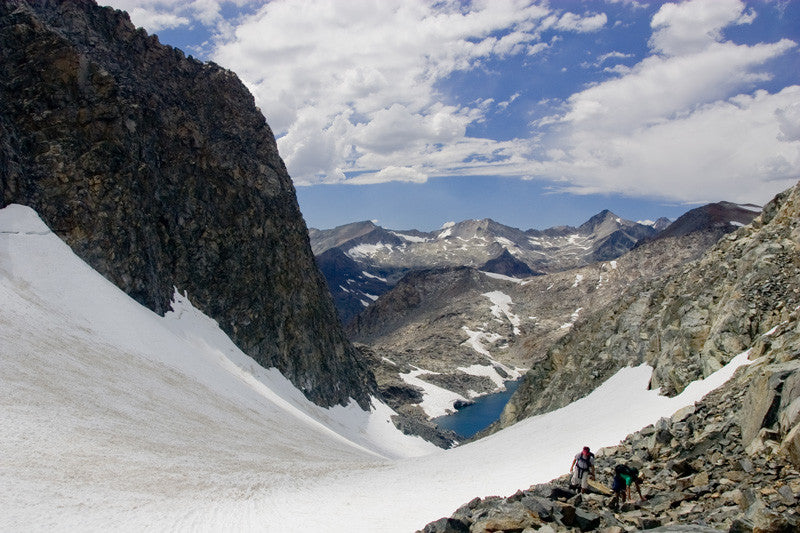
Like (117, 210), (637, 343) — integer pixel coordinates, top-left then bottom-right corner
(615, 464), (639, 480)
(615, 464), (632, 476)
(576, 452), (594, 473)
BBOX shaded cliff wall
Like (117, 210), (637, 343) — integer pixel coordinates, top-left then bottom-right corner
(0, 0), (375, 408)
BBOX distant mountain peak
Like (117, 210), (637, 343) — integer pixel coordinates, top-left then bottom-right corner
(480, 249), (539, 278)
(657, 201), (761, 239)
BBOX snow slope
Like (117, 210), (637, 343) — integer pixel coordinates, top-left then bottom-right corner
(0, 205), (752, 532)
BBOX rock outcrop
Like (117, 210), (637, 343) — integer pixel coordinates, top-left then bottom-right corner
(481, 249), (540, 278)
(0, 0), (374, 407)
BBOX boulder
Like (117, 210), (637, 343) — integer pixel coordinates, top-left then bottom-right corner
(421, 517), (470, 533)
(573, 507), (601, 531)
(778, 423), (800, 468)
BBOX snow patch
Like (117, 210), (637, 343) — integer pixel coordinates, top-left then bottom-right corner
(560, 307), (583, 330)
(461, 326), (503, 357)
(481, 271), (525, 284)
(347, 243), (393, 258)
(737, 204), (762, 213)
(494, 236), (514, 247)
(483, 291), (521, 335)
(0, 203), (759, 532)
(457, 364), (507, 388)
(362, 271), (388, 282)
(399, 367), (468, 418)
(572, 274), (584, 287)
(390, 231), (429, 243)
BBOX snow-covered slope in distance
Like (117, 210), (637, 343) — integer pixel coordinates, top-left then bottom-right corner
(1, 204), (752, 531)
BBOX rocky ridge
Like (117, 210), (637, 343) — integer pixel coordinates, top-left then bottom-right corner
(497, 184), (799, 427)
(418, 183), (800, 530)
(0, 0), (374, 407)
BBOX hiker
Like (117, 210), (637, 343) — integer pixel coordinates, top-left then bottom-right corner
(614, 463), (645, 501)
(609, 469), (627, 509)
(569, 446), (595, 493)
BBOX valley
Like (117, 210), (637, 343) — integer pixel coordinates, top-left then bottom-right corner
(311, 203), (762, 444)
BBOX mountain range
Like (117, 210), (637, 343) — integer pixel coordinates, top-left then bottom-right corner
(312, 211), (662, 325)
(311, 204), (760, 327)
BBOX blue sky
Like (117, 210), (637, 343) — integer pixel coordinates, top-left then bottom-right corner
(102, 0), (799, 231)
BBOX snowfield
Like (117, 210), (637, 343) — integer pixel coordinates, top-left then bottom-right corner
(0, 205), (753, 532)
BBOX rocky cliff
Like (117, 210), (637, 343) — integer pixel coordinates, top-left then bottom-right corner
(0, 0), (374, 408)
(499, 182), (800, 427)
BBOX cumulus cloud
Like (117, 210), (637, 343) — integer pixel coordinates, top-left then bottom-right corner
(537, 0), (799, 204)
(541, 87), (800, 203)
(649, 0), (756, 56)
(596, 51), (633, 65)
(102, 0), (258, 33)
(208, 0), (609, 184)
(776, 102), (800, 142)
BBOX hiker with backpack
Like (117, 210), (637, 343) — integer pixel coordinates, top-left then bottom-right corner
(614, 463), (645, 502)
(569, 446), (595, 493)
(609, 468), (627, 509)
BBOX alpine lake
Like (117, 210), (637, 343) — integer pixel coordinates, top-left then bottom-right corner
(433, 379), (522, 439)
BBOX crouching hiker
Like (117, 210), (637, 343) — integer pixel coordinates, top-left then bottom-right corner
(614, 463), (645, 502)
(609, 469), (627, 509)
(569, 446), (595, 493)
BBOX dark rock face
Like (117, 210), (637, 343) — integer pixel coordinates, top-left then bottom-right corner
(314, 246), (392, 326)
(480, 249), (539, 278)
(657, 201), (760, 240)
(0, 0), (374, 408)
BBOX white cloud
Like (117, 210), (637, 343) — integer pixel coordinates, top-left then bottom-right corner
(554, 12), (608, 33)
(207, 0), (609, 184)
(529, 0), (799, 205)
(127, 7), (189, 31)
(596, 51), (633, 64)
(649, 0), (755, 56)
(102, 0), (259, 33)
(540, 86), (800, 204)
(559, 39), (796, 130)
(776, 101), (800, 142)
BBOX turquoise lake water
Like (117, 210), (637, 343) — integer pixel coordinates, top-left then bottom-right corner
(433, 379), (522, 439)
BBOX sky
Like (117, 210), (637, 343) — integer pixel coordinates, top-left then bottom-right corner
(99, 0), (800, 231)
